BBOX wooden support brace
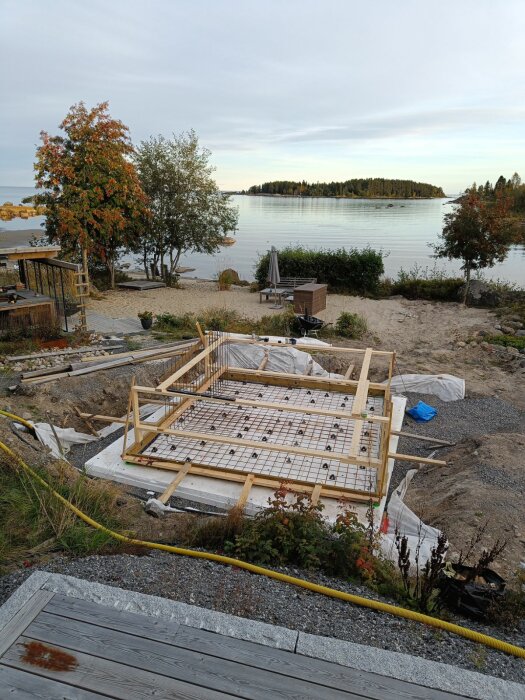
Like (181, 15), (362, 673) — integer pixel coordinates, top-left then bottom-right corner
(236, 473), (255, 510)
(388, 452), (447, 467)
(71, 405), (99, 437)
(311, 483), (322, 505)
(158, 461), (191, 504)
(344, 363), (355, 380)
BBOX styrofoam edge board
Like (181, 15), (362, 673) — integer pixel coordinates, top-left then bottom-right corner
(85, 397), (406, 524)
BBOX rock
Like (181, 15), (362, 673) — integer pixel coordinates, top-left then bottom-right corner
(458, 280), (502, 307)
(506, 346), (520, 356)
(520, 359), (525, 368)
(457, 341), (466, 348)
(516, 330), (525, 337)
(508, 320), (524, 329)
(500, 325), (515, 335)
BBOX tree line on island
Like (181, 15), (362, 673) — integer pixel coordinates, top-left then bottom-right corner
(247, 178), (445, 198)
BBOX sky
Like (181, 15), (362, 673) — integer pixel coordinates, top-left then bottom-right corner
(1, 0), (525, 194)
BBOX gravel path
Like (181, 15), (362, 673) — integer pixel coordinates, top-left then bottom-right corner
(390, 393), (524, 495)
(1, 552), (524, 684)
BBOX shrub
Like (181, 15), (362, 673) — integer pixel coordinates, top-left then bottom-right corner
(254, 246), (384, 295)
(335, 312), (367, 339)
(485, 334), (525, 350)
(390, 265), (463, 301)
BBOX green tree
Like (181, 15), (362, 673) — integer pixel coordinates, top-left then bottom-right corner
(34, 101), (148, 289)
(433, 192), (514, 303)
(134, 131), (238, 285)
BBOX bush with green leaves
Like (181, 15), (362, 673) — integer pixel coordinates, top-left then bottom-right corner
(255, 245), (384, 295)
(389, 265), (463, 301)
(334, 311), (367, 339)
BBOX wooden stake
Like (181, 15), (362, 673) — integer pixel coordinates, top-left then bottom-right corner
(158, 461), (191, 504)
(236, 473), (255, 510)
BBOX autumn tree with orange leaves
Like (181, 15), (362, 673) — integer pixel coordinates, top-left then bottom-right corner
(34, 101), (148, 289)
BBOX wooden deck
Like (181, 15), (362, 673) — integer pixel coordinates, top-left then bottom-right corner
(117, 280), (166, 290)
(0, 589), (467, 699)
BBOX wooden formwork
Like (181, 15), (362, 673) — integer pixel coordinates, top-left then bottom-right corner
(121, 335), (445, 508)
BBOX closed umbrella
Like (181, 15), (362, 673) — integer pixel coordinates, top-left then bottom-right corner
(267, 246), (281, 309)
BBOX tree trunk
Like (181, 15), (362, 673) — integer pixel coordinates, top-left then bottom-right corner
(110, 262), (116, 290)
(462, 265), (471, 305)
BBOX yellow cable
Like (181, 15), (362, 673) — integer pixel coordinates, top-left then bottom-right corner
(0, 418), (524, 660)
(0, 409), (34, 431)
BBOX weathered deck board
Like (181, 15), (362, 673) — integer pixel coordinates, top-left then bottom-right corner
(23, 612), (364, 700)
(2, 636), (236, 700)
(0, 665), (108, 699)
(0, 590), (54, 657)
(45, 594), (461, 700)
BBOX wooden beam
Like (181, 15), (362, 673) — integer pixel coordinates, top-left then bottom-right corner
(79, 413), (126, 424)
(257, 351), (269, 371)
(158, 461), (191, 503)
(344, 363), (355, 380)
(391, 430), (455, 446)
(71, 405), (99, 437)
(236, 473), (255, 509)
(388, 452), (447, 466)
(141, 385), (390, 424)
(224, 367), (386, 395)
(133, 421), (381, 469)
(351, 347), (372, 418)
(122, 454), (380, 502)
(311, 483), (322, 505)
(232, 339), (394, 357)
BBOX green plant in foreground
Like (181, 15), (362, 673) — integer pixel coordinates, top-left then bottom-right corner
(0, 459), (126, 570)
(335, 311), (368, 339)
(485, 334), (525, 350)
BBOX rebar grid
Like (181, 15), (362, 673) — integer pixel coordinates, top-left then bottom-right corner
(140, 379), (384, 493)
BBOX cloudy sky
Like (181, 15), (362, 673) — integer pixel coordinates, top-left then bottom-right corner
(1, 0), (524, 193)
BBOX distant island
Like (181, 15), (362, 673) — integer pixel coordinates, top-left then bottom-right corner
(246, 178), (446, 199)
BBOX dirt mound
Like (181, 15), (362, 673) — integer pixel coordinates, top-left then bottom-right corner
(404, 433), (525, 578)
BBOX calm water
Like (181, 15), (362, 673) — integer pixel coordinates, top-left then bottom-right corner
(2, 186), (524, 285)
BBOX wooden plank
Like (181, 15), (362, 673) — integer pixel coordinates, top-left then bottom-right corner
(21, 363), (71, 379)
(310, 483), (322, 505)
(4, 636), (235, 700)
(24, 614), (363, 700)
(159, 461), (191, 503)
(0, 665), (106, 699)
(43, 596), (461, 699)
(257, 352), (269, 371)
(392, 431), (455, 447)
(79, 413), (126, 424)
(388, 452), (447, 466)
(135, 423), (381, 469)
(344, 363), (355, 379)
(123, 455), (379, 502)
(0, 590), (54, 657)
(154, 385), (389, 424)
(236, 474), (255, 509)
(224, 367), (387, 395)
(233, 339), (394, 357)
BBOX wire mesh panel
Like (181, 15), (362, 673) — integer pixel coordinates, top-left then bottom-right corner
(140, 379), (384, 494)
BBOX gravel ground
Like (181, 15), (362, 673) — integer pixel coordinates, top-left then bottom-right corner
(1, 552), (524, 684)
(390, 393), (525, 495)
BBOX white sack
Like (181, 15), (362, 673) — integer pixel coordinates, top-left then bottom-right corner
(380, 469), (443, 570)
(386, 374), (465, 402)
(33, 423), (98, 459)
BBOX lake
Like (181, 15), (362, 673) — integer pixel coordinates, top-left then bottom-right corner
(2, 186), (524, 285)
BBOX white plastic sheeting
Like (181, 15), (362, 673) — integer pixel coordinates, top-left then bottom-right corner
(33, 423), (98, 459)
(226, 343), (343, 378)
(380, 469), (444, 569)
(386, 374), (465, 402)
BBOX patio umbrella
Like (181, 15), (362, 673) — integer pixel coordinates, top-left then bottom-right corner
(267, 246), (281, 309)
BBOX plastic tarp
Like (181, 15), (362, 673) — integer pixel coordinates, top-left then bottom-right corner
(386, 374), (465, 402)
(33, 423), (98, 459)
(380, 469), (443, 570)
(225, 343), (343, 378)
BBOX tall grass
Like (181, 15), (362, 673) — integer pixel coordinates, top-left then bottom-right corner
(0, 458), (126, 571)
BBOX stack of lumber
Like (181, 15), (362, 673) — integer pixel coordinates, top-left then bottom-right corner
(20, 339), (199, 385)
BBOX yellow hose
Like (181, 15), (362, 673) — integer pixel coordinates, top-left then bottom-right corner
(0, 416), (524, 660)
